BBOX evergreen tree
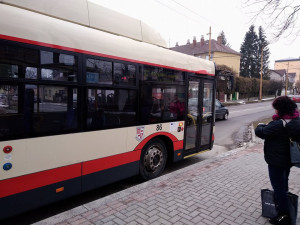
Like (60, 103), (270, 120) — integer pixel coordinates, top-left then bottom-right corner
(219, 31), (231, 47)
(257, 26), (270, 79)
(240, 25), (259, 78)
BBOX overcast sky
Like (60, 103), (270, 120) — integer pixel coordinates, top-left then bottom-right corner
(93, 0), (300, 69)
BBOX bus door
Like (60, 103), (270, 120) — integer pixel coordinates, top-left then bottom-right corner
(185, 77), (214, 152)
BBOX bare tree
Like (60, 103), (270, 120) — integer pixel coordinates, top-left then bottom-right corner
(243, 0), (300, 40)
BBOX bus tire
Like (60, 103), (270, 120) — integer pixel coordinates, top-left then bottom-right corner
(139, 138), (167, 181)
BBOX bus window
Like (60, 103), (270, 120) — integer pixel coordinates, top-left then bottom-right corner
(169, 93), (185, 119)
(24, 85), (78, 135)
(86, 58), (112, 84)
(25, 67), (38, 79)
(0, 85), (22, 139)
(0, 85), (18, 114)
(201, 81), (214, 145)
(140, 85), (185, 123)
(113, 63), (136, 86)
(87, 89), (137, 129)
(0, 43), (39, 79)
(41, 51), (78, 82)
(143, 66), (185, 83)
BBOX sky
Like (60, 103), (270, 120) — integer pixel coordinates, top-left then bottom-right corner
(93, 0), (300, 69)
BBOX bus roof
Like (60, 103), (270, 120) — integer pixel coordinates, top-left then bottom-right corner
(1, 0), (167, 48)
(0, 1), (215, 75)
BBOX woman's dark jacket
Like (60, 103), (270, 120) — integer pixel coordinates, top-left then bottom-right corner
(255, 117), (300, 167)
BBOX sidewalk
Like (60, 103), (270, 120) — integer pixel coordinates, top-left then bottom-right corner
(34, 144), (300, 225)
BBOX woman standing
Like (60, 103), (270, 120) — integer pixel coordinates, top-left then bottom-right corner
(255, 96), (300, 225)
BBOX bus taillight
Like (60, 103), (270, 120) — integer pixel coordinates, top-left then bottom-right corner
(3, 146), (12, 154)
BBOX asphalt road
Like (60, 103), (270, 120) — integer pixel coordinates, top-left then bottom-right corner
(2, 100), (290, 225)
(214, 101), (274, 149)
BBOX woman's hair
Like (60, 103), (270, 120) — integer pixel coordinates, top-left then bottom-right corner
(272, 96), (297, 116)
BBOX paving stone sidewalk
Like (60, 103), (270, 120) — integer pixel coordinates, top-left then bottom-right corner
(34, 144), (300, 225)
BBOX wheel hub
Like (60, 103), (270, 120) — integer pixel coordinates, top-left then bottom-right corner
(144, 146), (163, 172)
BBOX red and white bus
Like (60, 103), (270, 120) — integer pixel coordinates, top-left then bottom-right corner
(0, 0), (216, 219)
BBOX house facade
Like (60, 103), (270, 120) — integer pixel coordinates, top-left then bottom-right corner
(268, 69), (296, 84)
(170, 36), (241, 76)
(274, 58), (300, 83)
(268, 69), (285, 82)
(269, 69), (297, 94)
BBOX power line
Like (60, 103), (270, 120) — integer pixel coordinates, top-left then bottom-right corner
(169, 0), (214, 25)
(152, 0), (207, 26)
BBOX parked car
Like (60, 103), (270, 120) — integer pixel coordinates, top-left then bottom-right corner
(188, 98), (229, 121)
(290, 95), (300, 103)
(215, 99), (229, 120)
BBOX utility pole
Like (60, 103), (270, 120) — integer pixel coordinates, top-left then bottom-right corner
(208, 26), (211, 61)
(259, 45), (264, 101)
(285, 62), (290, 96)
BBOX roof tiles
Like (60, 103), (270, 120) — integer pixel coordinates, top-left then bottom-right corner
(170, 39), (240, 55)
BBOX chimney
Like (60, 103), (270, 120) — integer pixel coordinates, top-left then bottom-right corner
(175, 42), (179, 47)
(200, 35), (204, 46)
(187, 39), (190, 45)
(193, 36), (196, 47)
(217, 36), (222, 44)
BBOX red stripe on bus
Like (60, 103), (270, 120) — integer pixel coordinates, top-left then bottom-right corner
(0, 164), (81, 198)
(134, 132), (180, 151)
(0, 34), (215, 76)
(82, 151), (140, 176)
(0, 151), (141, 198)
(174, 140), (184, 150)
(0, 135), (181, 198)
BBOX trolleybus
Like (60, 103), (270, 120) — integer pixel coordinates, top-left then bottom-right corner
(0, 0), (216, 219)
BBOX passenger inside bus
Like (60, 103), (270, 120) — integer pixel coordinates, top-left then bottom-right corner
(169, 94), (185, 120)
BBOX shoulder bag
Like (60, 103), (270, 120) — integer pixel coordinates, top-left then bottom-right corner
(289, 138), (300, 165)
(281, 119), (300, 165)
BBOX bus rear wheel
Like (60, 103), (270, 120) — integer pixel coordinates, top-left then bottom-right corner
(139, 138), (167, 181)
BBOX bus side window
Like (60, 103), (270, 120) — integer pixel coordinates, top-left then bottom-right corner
(24, 88), (34, 135)
(0, 85), (23, 139)
(65, 107), (77, 129)
(24, 85), (78, 135)
(91, 108), (105, 129)
(87, 89), (137, 130)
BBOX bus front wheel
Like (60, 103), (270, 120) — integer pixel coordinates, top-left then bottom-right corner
(139, 138), (167, 181)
